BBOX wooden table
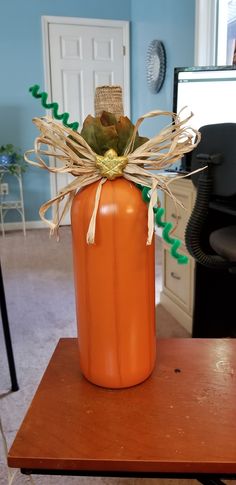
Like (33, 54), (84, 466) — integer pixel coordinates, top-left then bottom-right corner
(8, 338), (236, 480)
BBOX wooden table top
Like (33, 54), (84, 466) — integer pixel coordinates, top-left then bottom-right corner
(8, 338), (236, 475)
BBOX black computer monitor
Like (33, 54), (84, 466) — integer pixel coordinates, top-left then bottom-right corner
(173, 65), (236, 172)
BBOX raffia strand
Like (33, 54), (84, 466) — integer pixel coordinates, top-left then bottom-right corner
(25, 110), (201, 245)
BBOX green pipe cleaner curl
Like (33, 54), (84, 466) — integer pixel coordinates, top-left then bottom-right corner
(29, 84), (79, 131)
(139, 185), (188, 265)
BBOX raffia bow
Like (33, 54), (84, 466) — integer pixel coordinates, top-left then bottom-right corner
(25, 109), (200, 244)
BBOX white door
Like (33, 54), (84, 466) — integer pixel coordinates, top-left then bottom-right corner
(42, 16), (130, 224)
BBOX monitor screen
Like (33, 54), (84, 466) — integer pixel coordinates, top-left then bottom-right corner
(173, 65), (236, 171)
(173, 65), (236, 130)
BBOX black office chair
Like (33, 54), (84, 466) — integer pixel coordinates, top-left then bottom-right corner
(185, 123), (236, 338)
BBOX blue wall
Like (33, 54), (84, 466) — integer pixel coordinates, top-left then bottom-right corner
(0, 0), (195, 223)
(130, 0), (195, 137)
(0, 0), (131, 222)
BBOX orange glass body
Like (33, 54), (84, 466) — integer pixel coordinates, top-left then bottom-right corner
(71, 178), (156, 388)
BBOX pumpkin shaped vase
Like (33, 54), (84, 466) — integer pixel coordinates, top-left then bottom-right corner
(71, 178), (156, 389)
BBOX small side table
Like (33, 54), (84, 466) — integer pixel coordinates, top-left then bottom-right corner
(0, 165), (26, 236)
(8, 338), (236, 480)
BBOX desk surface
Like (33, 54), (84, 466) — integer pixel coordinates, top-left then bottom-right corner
(8, 338), (236, 475)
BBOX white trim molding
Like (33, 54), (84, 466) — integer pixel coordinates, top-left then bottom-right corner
(1, 220), (48, 234)
(217, 0), (228, 64)
(195, 0), (218, 66)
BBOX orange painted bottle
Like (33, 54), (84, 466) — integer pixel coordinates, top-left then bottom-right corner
(71, 178), (156, 388)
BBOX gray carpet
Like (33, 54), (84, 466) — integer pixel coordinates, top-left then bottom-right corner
(1, 227), (192, 485)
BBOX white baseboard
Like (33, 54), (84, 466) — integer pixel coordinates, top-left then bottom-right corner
(155, 227), (162, 238)
(1, 220), (47, 232)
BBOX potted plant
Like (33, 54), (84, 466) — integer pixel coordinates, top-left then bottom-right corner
(0, 144), (26, 174)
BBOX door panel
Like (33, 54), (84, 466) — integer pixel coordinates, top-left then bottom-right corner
(45, 18), (130, 224)
(49, 23), (125, 123)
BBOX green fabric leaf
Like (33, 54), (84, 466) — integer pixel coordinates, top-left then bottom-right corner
(100, 111), (117, 127)
(81, 115), (118, 155)
(79, 113), (150, 156)
(116, 116), (134, 155)
(133, 135), (149, 151)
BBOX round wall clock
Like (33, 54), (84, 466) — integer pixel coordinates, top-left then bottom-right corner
(146, 40), (166, 94)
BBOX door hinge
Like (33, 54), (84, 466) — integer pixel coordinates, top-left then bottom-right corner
(123, 45), (126, 56)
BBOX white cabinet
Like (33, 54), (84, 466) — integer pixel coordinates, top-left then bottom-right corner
(160, 178), (196, 333)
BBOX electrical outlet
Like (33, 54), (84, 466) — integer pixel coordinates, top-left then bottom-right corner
(0, 183), (9, 195)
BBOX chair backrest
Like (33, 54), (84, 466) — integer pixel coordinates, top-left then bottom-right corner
(191, 123), (236, 198)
